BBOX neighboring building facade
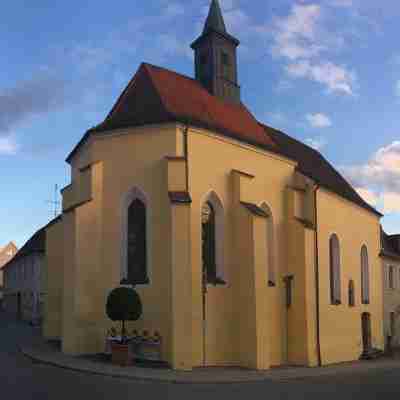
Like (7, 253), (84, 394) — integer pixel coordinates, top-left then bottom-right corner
(381, 230), (400, 350)
(44, 0), (385, 370)
(0, 242), (18, 308)
(3, 227), (47, 323)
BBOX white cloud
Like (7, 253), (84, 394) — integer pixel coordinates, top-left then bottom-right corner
(304, 136), (327, 150)
(382, 192), (400, 214)
(271, 3), (357, 95)
(355, 187), (380, 206)
(0, 135), (18, 155)
(271, 4), (323, 61)
(286, 60), (356, 95)
(341, 141), (400, 215)
(306, 113), (332, 128)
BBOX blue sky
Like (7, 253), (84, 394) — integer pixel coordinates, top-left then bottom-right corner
(1, 0), (400, 248)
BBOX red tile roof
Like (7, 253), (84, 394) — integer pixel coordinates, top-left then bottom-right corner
(65, 63), (382, 218)
(66, 63), (277, 162)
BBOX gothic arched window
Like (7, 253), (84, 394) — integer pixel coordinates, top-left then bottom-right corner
(361, 245), (370, 304)
(349, 280), (355, 307)
(127, 198), (148, 285)
(202, 201), (216, 283)
(201, 192), (225, 285)
(329, 234), (341, 304)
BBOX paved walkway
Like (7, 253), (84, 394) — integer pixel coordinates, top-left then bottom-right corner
(19, 328), (400, 384)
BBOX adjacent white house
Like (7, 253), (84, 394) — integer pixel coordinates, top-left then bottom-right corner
(0, 242), (18, 309)
(381, 229), (400, 350)
(2, 225), (48, 323)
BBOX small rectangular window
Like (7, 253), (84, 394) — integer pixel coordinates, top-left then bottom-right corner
(221, 51), (230, 66)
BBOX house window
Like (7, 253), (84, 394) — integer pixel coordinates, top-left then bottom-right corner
(201, 191), (225, 285)
(389, 266), (395, 290)
(361, 245), (370, 304)
(329, 234), (341, 304)
(127, 198), (148, 285)
(349, 280), (355, 307)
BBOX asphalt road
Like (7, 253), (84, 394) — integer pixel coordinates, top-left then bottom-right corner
(1, 312), (400, 399)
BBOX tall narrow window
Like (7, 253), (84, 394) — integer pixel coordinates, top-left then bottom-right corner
(329, 234), (341, 304)
(361, 245), (370, 304)
(202, 201), (217, 283)
(127, 198), (148, 285)
(201, 192), (225, 285)
(349, 280), (355, 307)
(389, 266), (395, 290)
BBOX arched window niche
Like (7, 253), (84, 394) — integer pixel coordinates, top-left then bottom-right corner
(201, 191), (226, 285)
(259, 202), (276, 287)
(361, 245), (370, 304)
(329, 234), (341, 305)
(120, 187), (150, 285)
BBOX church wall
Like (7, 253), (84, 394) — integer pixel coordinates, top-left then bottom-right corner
(186, 126), (296, 367)
(316, 188), (383, 365)
(79, 124), (179, 362)
(43, 219), (64, 339)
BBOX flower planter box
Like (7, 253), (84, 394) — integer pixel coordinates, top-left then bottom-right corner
(105, 335), (162, 362)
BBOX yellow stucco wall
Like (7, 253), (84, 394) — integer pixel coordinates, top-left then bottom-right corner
(43, 220), (64, 340)
(186, 126), (296, 367)
(45, 122), (385, 370)
(316, 188), (383, 364)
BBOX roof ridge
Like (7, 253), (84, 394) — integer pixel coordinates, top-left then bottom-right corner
(142, 62), (198, 84)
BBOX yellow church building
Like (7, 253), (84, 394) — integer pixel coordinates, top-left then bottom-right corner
(44, 0), (385, 370)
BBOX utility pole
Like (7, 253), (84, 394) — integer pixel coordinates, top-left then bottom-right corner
(45, 184), (61, 218)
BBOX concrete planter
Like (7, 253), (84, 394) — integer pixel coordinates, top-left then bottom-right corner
(111, 342), (132, 367)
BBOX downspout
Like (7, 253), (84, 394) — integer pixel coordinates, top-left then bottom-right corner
(314, 184), (322, 367)
(182, 124), (190, 192)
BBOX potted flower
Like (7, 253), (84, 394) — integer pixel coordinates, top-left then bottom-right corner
(106, 286), (142, 366)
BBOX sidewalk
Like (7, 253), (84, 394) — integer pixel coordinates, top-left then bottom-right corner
(19, 334), (400, 384)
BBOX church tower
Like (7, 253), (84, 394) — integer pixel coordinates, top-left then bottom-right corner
(191, 0), (241, 104)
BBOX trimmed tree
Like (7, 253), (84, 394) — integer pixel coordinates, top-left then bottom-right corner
(106, 286), (143, 343)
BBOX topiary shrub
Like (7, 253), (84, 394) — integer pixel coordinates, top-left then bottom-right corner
(106, 286), (143, 343)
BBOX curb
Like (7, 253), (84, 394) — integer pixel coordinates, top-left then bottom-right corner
(19, 344), (400, 385)
(18, 346), (273, 384)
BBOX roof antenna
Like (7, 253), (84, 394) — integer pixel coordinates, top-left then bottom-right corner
(45, 184), (61, 218)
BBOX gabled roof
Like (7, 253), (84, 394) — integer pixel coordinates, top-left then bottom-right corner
(260, 124), (383, 217)
(65, 63), (382, 218)
(66, 63), (277, 162)
(0, 242), (18, 269)
(1, 215), (61, 271)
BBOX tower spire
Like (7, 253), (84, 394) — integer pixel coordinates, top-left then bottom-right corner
(203, 0), (227, 35)
(191, 0), (241, 104)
